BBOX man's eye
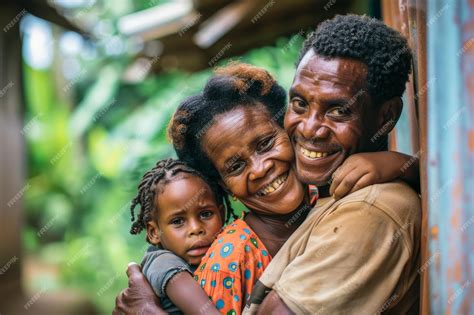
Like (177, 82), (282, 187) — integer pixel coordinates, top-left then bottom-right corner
(291, 98), (307, 111)
(257, 136), (275, 153)
(200, 210), (214, 219)
(170, 218), (184, 226)
(328, 106), (350, 117)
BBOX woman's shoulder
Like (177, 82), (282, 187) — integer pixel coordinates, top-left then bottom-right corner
(196, 218), (270, 273)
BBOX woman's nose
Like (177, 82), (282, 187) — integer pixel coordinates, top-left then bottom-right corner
(249, 157), (273, 181)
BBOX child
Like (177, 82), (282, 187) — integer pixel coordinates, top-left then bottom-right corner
(129, 158), (229, 315)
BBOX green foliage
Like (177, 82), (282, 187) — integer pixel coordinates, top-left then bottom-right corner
(24, 32), (304, 314)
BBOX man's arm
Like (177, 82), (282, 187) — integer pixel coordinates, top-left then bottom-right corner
(166, 272), (220, 315)
(257, 290), (294, 315)
(113, 263), (167, 315)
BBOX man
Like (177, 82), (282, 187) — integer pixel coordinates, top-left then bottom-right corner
(115, 15), (420, 314)
(249, 14), (420, 314)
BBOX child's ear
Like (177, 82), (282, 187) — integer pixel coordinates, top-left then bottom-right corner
(146, 221), (161, 245)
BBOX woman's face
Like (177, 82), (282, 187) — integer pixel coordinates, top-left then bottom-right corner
(201, 104), (306, 215)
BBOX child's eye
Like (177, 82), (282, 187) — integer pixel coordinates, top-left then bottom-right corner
(200, 210), (214, 219)
(170, 217), (184, 226)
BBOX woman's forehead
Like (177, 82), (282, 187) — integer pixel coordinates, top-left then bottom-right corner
(201, 106), (280, 158)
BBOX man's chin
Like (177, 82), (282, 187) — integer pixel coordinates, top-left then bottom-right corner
(295, 161), (334, 186)
(295, 170), (331, 187)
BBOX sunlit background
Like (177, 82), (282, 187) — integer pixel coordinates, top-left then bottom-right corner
(2, 0), (372, 313)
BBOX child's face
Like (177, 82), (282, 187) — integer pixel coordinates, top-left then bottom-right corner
(147, 175), (224, 266)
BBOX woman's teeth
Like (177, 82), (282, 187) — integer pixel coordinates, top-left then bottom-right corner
(300, 147), (329, 159)
(257, 173), (288, 197)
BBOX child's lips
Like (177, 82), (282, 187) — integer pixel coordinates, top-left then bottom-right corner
(187, 241), (211, 256)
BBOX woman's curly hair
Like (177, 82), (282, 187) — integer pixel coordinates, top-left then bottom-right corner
(297, 14), (412, 105)
(168, 62), (287, 202)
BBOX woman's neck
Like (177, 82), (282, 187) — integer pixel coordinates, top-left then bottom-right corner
(244, 199), (312, 257)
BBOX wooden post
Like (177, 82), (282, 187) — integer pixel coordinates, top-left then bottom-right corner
(0, 4), (25, 305)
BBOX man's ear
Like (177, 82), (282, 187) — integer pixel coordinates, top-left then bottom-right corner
(146, 221), (161, 245)
(376, 97), (403, 135)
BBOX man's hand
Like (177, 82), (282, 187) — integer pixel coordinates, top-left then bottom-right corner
(113, 262), (166, 315)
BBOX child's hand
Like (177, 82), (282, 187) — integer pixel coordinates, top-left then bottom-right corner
(329, 151), (420, 200)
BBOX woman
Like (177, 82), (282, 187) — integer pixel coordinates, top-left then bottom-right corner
(114, 63), (419, 314)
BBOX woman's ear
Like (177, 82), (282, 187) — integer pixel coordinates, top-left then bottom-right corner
(218, 179), (231, 194)
(146, 221), (161, 245)
(218, 204), (225, 224)
(376, 97), (403, 135)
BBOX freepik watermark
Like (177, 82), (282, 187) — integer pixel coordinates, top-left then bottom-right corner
(323, 0), (337, 11)
(37, 214), (60, 237)
(251, 0), (275, 24)
(3, 9), (27, 33)
(0, 256), (19, 275)
(92, 98), (117, 122)
(418, 250), (440, 274)
(80, 172), (102, 195)
(400, 149), (422, 173)
(50, 142), (72, 165)
(7, 183), (31, 208)
(208, 42), (232, 67)
(370, 118), (394, 143)
(0, 81), (14, 98)
(97, 273), (122, 297)
(179, 13), (202, 37)
(21, 112), (43, 135)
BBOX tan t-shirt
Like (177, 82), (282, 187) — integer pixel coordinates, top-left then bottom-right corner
(251, 181), (421, 314)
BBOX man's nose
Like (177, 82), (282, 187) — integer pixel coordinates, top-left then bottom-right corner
(300, 115), (330, 140)
(249, 157), (273, 181)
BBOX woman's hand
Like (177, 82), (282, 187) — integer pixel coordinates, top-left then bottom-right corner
(113, 263), (167, 315)
(329, 151), (420, 200)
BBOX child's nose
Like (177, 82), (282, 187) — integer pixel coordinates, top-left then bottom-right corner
(189, 221), (205, 236)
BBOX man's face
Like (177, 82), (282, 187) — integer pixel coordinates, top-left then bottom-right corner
(285, 50), (378, 186)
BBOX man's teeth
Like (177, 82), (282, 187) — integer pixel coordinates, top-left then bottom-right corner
(257, 173), (288, 197)
(300, 147), (329, 159)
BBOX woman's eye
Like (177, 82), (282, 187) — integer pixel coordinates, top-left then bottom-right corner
(200, 210), (214, 219)
(328, 106), (350, 117)
(170, 218), (184, 226)
(257, 137), (274, 153)
(227, 161), (245, 175)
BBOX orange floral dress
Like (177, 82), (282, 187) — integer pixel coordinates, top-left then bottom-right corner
(194, 219), (271, 315)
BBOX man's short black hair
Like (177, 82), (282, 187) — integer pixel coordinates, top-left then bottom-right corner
(297, 14), (412, 105)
